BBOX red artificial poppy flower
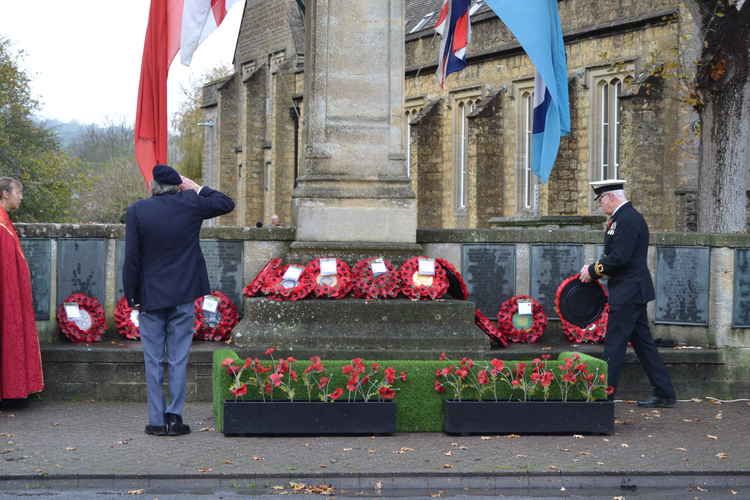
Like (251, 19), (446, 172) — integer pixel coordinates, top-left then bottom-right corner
(434, 381), (446, 393)
(329, 388), (345, 401)
(221, 358), (235, 367)
(230, 383), (248, 397)
(439, 352), (447, 360)
(379, 387), (397, 399)
(264, 347), (275, 356)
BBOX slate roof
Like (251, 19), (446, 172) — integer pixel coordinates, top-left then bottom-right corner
(405, 0), (494, 36)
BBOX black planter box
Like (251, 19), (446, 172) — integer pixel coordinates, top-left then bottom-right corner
(223, 400), (397, 436)
(443, 400), (614, 435)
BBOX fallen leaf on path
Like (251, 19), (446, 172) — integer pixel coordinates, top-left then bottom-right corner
(730, 489), (737, 494)
(620, 443), (629, 448)
(197, 468), (212, 473)
(319, 464), (327, 468)
(547, 465), (558, 470)
(271, 485), (285, 490)
(442, 464), (453, 469)
(675, 448), (688, 452)
(251, 456), (264, 461)
(374, 481), (383, 490)
(715, 412), (723, 419)
(505, 434), (520, 439)
(573, 435), (584, 439)
(394, 447), (415, 454)
(342, 448), (353, 451)
(458, 445), (468, 450)
(443, 451), (453, 456)
(690, 398), (702, 402)
(64, 447), (77, 451)
(707, 434), (719, 440)
(716, 452), (729, 459)
(516, 454), (527, 458)
(127, 489), (144, 495)
(198, 427), (214, 432)
(695, 486), (707, 492)
(223, 460), (233, 464)
(368, 449), (376, 454)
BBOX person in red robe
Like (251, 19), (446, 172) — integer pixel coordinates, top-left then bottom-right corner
(0, 177), (44, 404)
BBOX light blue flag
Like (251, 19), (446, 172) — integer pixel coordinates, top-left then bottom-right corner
(484, 0), (571, 183)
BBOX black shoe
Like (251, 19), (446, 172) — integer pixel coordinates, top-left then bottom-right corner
(637, 396), (676, 408)
(145, 425), (168, 436)
(165, 413), (191, 436)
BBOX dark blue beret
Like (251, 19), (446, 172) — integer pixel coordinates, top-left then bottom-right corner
(152, 164), (181, 185)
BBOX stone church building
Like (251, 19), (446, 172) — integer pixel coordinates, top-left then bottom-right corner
(202, 0), (700, 232)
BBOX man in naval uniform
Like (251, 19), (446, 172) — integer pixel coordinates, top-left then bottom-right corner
(579, 179), (676, 408)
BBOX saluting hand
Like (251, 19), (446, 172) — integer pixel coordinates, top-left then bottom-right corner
(180, 176), (201, 192)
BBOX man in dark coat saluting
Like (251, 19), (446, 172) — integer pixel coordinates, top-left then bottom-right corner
(579, 179), (676, 408)
(124, 165), (234, 436)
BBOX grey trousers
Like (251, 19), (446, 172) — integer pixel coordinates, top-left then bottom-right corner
(140, 302), (195, 426)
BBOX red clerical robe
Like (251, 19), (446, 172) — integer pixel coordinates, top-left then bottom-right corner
(0, 207), (44, 400)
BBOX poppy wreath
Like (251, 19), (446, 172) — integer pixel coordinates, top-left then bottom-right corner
(304, 258), (354, 299)
(261, 263), (316, 301)
(398, 256), (449, 300)
(351, 257), (401, 300)
(114, 296), (141, 341)
(554, 275), (609, 344)
(474, 309), (509, 348)
(496, 295), (547, 343)
(243, 258), (282, 298)
(436, 258), (470, 300)
(57, 293), (106, 343)
(193, 290), (239, 342)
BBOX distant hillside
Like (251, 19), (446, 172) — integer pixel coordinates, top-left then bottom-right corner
(36, 118), (93, 149)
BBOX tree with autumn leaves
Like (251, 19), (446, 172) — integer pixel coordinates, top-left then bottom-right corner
(683, 0), (750, 232)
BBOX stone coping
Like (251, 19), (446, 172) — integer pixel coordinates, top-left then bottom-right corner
(13, 223), (750, 247)
(15, 223), (295, 241)
(417, 229), (750, 248)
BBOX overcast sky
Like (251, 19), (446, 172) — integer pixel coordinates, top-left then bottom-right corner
(0, 0), (243, 127)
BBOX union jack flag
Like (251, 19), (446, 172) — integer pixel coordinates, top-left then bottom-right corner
(435, 0), (471, 88)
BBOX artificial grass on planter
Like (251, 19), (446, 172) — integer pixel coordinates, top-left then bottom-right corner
(212, 349), (608, 433)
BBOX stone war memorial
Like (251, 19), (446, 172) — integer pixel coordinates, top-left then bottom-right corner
(12, 0), (750, 409)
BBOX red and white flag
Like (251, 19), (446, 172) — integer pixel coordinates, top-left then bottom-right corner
(134, 0), (241, 183)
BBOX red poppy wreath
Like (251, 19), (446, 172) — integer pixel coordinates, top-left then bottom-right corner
(304, 257), (354, 299)
(193, 291), (239, 342)
(351, 257), (401, 300)
(475, 309), (508, 348)
(436, 258), (470, 300)
(496, 295), (547, 343)
(261, 263), (315, 301)
(554, 274), (609, 344)
(243, 258), (282, 298)
(114, 296), (141, 341)
(398, 256), (449, 300)
(57, 293), (106, 343)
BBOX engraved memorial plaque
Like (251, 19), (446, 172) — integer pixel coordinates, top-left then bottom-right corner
(461, 244), (515, 317)
(655, 246), (709, 325)
(530, 245), (583, 319)
(200, 240), (244, 307)
(733, 249), (750, 327)
(20, 239), (51, 320)
(57, 239), (107, 306)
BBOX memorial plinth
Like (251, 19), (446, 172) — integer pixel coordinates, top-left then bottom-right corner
(231, 298), (490, 359)
(292, 0), (416, 244)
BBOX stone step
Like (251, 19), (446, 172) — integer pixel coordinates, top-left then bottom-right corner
(37, 342), (742, 403)
(232, 298), (489, 352)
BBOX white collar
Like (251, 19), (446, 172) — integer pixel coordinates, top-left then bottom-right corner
(610, 200), (628, 217)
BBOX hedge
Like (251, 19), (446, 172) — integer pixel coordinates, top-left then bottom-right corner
(212, 349), (608, 433)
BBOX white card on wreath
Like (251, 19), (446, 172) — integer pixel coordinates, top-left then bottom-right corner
(320, 258), (337, 276)
(64, 302), (81, 319)
(370, 258), (387, 276)
(282, 265), (303, 282)
(203, 295), (220, 313)
(517, 300), (532, 315)
(418, 258), (435, 276)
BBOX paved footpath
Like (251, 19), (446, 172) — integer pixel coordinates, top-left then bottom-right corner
(1, 399), (749, 498)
